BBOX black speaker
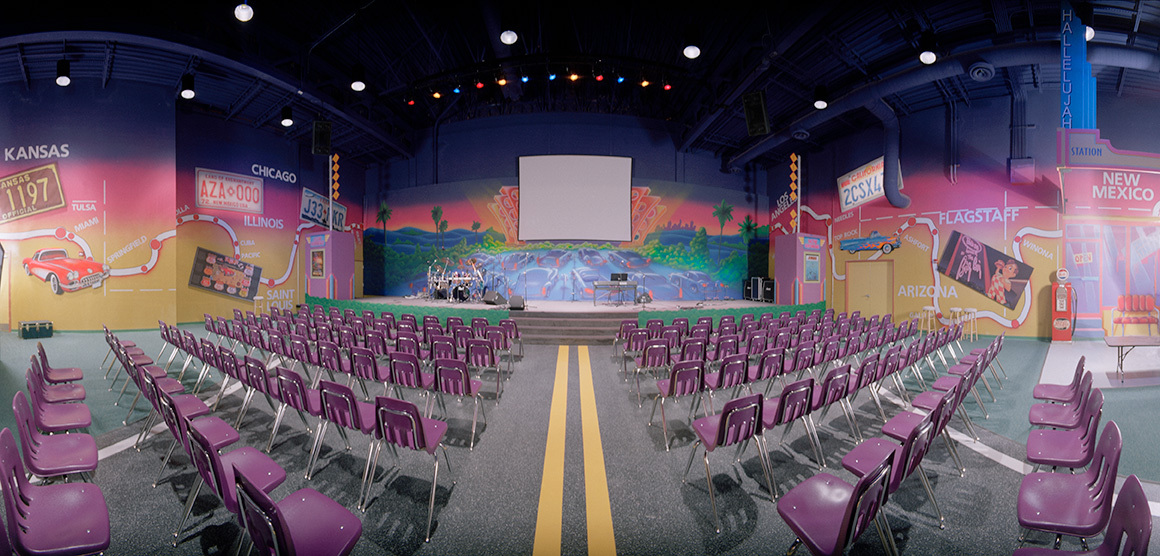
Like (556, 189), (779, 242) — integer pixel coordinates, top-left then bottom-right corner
(311, 121), (332, 155)
(509, 295), (525, 310)
(742, 91), (770, 137)
(636, 292), (652, 304)
(762, 280), (777, 303)
(483, 291), (506, 305)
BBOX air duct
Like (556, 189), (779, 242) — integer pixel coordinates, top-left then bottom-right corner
(865, 99), (910, 209)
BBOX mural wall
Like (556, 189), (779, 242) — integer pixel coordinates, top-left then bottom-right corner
(0, 82), (178, 330)
(364, 177), (764, 303)
(175, 113), (365, 324)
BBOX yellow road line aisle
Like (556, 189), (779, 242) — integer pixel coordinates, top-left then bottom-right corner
(578, 346), (616, 555)
(532, 346), (570, 556)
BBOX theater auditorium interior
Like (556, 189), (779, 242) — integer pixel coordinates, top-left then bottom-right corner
(1, 1), (1159, 555)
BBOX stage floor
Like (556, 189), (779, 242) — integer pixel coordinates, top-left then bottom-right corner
(356, 295), (778, 314)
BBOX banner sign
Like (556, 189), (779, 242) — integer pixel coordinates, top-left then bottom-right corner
(836, 157), (903, 212)
(0, 163), (66, 224)
(300, 187), (347, 230)
(936, 230), (1033, 310)
(188, 247), (262, 301)
(195, 168), (264, 214)
(1060, 167), (1160, 216)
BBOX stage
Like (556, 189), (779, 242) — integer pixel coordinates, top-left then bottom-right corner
(354, 295), (783, 314)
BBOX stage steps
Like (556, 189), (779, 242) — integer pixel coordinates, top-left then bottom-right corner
(509, 310), (635, 345)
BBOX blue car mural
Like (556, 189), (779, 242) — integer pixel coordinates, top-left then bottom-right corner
(607, 250), (650, 269)
(839, 231), (901, 254)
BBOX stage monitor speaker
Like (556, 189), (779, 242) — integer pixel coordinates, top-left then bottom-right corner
(762, 280), (777, 303)
(312, 121), (332, 155)
(636, 292), (652, 304)
(483, 291), (506, 306)
(509, 295), (525, 310)
(742, 91), (770, 137)
(743, 280), (753, 300)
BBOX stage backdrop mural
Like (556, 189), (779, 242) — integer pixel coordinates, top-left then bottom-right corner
(175, 112), (365, 324)
(364, 178), (761, 304)
(0, 82), (178, 330)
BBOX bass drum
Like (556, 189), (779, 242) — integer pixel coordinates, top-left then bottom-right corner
(452, 285), (470, 302)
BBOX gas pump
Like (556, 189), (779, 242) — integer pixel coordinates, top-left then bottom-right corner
(1051, 268), (1076, 342)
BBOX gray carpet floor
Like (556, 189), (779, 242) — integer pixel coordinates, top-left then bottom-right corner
(1, 328), (1158, 555)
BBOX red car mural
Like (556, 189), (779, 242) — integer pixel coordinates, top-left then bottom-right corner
(22, 248), (110, 294)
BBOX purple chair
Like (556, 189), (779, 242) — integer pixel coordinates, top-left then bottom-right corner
(650, 359), (707, 451)
(390, 351), (436, 403)
(1026, 388), (1103, 471)
(777, 449), (897, 556)
(1017, 421), (1122, 550)
(359, 396), (452, 542)
(810, 364), (863, 444)
(466, 338), (503, 404)
(633, 339), (672, 407)
(621, 328), (650, 378)
(0, 428), (110, 556)
(211, 347), (245, 411)
(305, 380), (376, 480)
(267, 366), (324, 453)
(178, 419), (287, 546)
(25, 368), (91, 434)
(1028, 371), (1093, 429)
(841, 411), (945, 529)
(11, 391), (97, 482)
(234, 464), (363, 556)
(152, 383), (236, 488)
(762, 378), (825, 468)
(234, 356), (279, 429)
(431, 358), (487, 450)
(1032, 356), (1085, 403)
(1013, 474), (1151, 556)
(28, 355), (85, 404)
(35, 342), (83, 384)
(682, 393), (776, 533)
(702, 352), (748, 413)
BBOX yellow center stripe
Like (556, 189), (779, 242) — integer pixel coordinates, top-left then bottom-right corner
(578, 346), (616, 555)
(532, 346), (570, 556)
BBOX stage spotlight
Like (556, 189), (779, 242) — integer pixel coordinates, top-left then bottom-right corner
(280, 106), (293, 127)
(432, 90), (442, 99)
(569, 72), (579, 81)
(234, 1), (253, 22)
(520, 74), (529, 83)
(180, 74), (196, 99)
(475, 80), (485, 89)
(452, 85), (462, 94)
(548, 73), (557, 81)
(500, 30), (518, 45)
(55, 59), (70, 87)
(497, 76), (508, 86)
(663, 82), (671, 91)
(640, 78), (650, 87)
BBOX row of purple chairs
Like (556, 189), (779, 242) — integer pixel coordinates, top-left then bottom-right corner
(1, 343), (110, 555)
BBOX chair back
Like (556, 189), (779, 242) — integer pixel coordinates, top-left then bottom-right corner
(1085, 421), (1124, 526)
(893, 413), (936, 493)
(813, 365), (852, 411)
(317, 340), (344, 375)
(186, 421), (228, 504)
(275, 366), (315, 414)
(390, 352), (425, 388)
(1101, 474), (1152, 556)
(640, 339), (671, 368)
(234, 466), (287, 555)
(716, 354), (748, 389)
(714, 335), (739, 360)
(429, 338), (458, 361)
(467, 338), (496, 367)
(350, 347), (380, 382)
(10, 392), (49, 474)
(750, 348), (785, 382)
(318, 380), (363, 431)
(375, 396), (428, 452)
(841, 450), (895, 550)
(680, 339), (706, 362)
(668, 360), (704, 397)
(716, 394), (763, 447)
(244, 356), (275, 395)
(0, 428), (37, 552)
(1075, 388), (1105, 456)
(773, 378), (814, 427)
(434, 359), (472, 396)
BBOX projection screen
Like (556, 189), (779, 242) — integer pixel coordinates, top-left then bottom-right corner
(517, 155), (632, 242)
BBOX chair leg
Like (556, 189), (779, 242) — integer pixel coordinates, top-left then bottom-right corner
(754, 434), (779, 501)
(266, 404), (288, 453)
(358, 440), (382, 511)
(173, 477), (204, 546)
(802, 416), (826, 468)
(305, 421), (329, 480)
(425, 453), (440, 542)
(839, 398), (864, 443)
(702, 450), (721, 533)
(915, 464), (946, 529)
(873, 512), (900, 556)
(153, 438), (179, 487)
(681, 440), (702, 483)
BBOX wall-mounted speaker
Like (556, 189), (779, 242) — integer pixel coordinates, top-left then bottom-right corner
(312, 121), (332, 155)
(742, 91), (770, 137)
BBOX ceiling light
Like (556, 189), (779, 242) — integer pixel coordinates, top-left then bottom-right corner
(55, 59), (70, 87)
(918, 32), (937, 65)
(683, 45), (701, 59)
(640, 78), (650, 87)
(432, 90), (441, 99)
(405, 96), (415, 105)
(569, 72), (579, 81)
(500, 30), (518, 45)
(663, 82), (672, 91)
(234, 2), (253, 22)
(475, 80), (485, 89)
(1085, 25), (1095, 41)
(180, 74), (195, 99)
(616, 75), (625, 84)
(548, 73), (557, 81)
(497, 76), (508, 86)
(280, 106), (293, 127)
(520, 74), (529, 83)
(452, 85), (462, 94)
(350, 65), (366, 92)
(813, 86), (828, 110)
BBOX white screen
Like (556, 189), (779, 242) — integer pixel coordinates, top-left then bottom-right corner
(518, 155), (632, 242)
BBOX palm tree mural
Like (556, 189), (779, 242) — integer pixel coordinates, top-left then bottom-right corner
(439, 219), (449, 249)
(375, 201), (392, 242)
(471, 221), (481, 243)
(738, 214), (757, 245)
(431, 205), (443, 250)
(712, 199), (734, 260)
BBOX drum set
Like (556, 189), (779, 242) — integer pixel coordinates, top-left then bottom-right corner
(426, 258), (488, 303)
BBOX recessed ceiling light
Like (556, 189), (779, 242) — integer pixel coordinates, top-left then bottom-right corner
(500, 30), (518, 45)
(683, 45), (701, 59)
(234, 2), (253, 22)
